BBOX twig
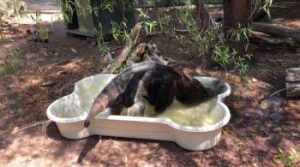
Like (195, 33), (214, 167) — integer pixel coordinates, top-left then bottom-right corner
(10, 120), (50, 134)
(269, 88), (287, 98)
(259, 88), (286, 102)
(175, 29), (189, 34)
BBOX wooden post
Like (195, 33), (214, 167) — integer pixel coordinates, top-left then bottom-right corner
(286, 68), (300, 98)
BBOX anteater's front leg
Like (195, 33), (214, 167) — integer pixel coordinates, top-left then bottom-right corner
(127, 101), (145, 116)
(127, 80), (146, 116)
(107, 104), (123, 115)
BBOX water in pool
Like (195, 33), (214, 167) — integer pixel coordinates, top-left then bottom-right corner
(53, 76), (220, 126)
(120, 98), (218, 126)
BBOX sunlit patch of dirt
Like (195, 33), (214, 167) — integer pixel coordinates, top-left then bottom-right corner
(272, 18), (300, 29)
(58, 59), (83, 72)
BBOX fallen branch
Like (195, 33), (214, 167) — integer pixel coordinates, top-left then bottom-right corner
(251, 31), (295, 46)
(126, 43), (169, 66)
(114, 23), (142, 67)
(102, 23), (142, 73)
(103, 23), (172, 73)
(252, 22), (300, 43)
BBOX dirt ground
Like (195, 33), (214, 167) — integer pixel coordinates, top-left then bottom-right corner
(0, 1), (299, 167)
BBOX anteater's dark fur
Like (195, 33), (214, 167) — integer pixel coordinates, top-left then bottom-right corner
(84, 62), (222, 127)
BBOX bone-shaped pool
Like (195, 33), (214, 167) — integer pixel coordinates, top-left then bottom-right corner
(47, 74), (231, 151)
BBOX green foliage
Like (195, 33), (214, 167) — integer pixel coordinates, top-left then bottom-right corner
(137, 8), (150, 19)
(62, 0), (135, 54)
(234, 55), (250, 74)
(144, 21), (158, 34)
(80, 1), (98, 18)
(226, 24), (252, 42)
(212, 46), (232, 66)
(60, 0), (270, 74)
(61, 0), (75, 24)
(156, 0), (252, 74)
(38, 27), (50, 41)
(157, 13), (172, 35)
(251, 0), (273, 19)
(100, 0), (116, 13)
(62, 0), (99, 24)
(213, 46), (250, 74)
(223, 25), (252, 74)
(111, 20), (133, 45)
(111, 22), (124, 42)
(262, 0), (273, 18)
(94, 23), (109, 54)
(137, 9), (158, 34)
(30, 11), (50, 42)
(0, 48), (24, 75)
(275, 147), (299, 167)
(174, 0), (221, 56)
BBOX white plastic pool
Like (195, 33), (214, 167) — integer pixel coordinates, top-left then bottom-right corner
(46, 74), (231, 151)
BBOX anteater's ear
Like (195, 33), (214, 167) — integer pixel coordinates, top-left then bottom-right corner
(84, 120), (90, 128)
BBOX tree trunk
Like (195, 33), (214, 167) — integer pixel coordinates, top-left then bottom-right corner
(194, 0), (214, 29)
(102, 23), (142, 73)
(223, 0), (251, 66)
(223, 0), (251, 30)
(194, 0), (216, 68)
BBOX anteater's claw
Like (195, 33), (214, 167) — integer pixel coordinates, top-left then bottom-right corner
(84, 120), (90, 128)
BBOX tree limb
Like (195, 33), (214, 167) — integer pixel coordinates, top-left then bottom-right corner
(252, 22), (300, 43)
(102, 23), (142, 73)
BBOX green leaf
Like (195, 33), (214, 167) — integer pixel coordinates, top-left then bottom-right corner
(278, 147), (284, 154)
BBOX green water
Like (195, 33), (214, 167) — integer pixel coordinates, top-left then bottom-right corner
(121, 98), (218, 126)
(53, 75), (221, 126)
